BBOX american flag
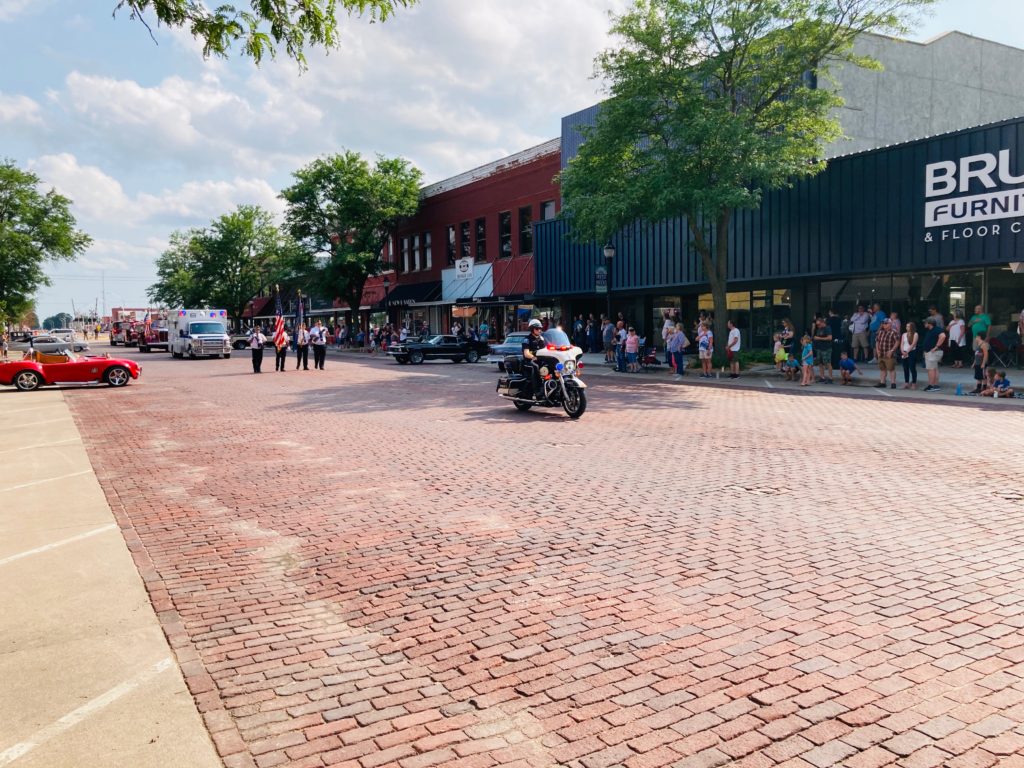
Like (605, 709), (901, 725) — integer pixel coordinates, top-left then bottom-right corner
(296, 292), (304, 331)
(273, 289), (285, 347)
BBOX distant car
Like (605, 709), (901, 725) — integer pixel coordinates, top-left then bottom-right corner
(9, 334), (91, 354)
(386, 334), (489, 364)
(230, 331), (253, 350)
(0, 349), (140, 391)
(50, 328), (76, 342)
(487, 332), (530, 370)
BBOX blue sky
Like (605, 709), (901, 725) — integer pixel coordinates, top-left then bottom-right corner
(2, 0), (1022, 320)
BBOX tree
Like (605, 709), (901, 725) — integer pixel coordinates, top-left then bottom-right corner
(114, 0), (414, 66)
(43, 313), (74, 330)
(0, 160), (91, 326)
(148, 205), (310, 329)
(281, 152), (421, 324)
(559, 0), (934, 359)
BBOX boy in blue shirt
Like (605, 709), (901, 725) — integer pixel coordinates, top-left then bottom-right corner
(838, 351), (861, 385)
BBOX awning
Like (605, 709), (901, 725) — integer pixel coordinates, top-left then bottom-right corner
(383, 281), (442, 306)
(454, 294), (528, 307)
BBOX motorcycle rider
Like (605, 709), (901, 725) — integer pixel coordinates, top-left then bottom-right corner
(522, 319), (546, 397)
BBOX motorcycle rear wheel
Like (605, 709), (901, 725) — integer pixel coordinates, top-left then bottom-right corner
(514, 401), (533, 411)
(562, 384), (587, 419)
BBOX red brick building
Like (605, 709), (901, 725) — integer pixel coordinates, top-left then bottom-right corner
(356, 138), (561, 338)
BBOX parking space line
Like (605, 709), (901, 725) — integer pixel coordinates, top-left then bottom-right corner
(0, 438), (80, 455)
(0, 417), (71, 432)
(0, 658), (173, 767)
(0, 404), (66, 415)
(0, 524), (117, 567)
(0, 469), (91, 494)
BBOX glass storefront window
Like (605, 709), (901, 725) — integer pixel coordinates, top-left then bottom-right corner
(652, 298), (681, 345)
(985, 267), (1024, 339)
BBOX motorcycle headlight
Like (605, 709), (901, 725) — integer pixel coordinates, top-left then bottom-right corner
(563, 360), (576, 373)
(539, 366), (549, 377)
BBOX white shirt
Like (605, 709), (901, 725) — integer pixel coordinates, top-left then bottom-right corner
(728, 328), (741, 352)
(948, 319), (965, 345)
(310, 326), (325, 344)
(296, 329), (310, 345)
(662, 318), (675, 340)
(249, 332), (266, 349)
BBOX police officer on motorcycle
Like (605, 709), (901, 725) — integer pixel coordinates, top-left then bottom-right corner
(522, 319), (546, 397)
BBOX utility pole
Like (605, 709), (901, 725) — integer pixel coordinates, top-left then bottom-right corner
(101, 270), (106, 318)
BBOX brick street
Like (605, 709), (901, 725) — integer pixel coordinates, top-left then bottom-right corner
(65, 347), (1024, 768)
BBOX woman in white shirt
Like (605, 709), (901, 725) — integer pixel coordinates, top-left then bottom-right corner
(946, 311), (966, 368)
(901, 321), (919, 389)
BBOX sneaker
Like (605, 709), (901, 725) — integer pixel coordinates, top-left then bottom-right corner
(673, 374), (682, 381)
(874, 382), (887, 388)
(923, 385), (937, 392)
(890, 383), (896, 389)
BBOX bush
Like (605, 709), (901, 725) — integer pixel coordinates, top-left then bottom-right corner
(736, 349), (776, 368)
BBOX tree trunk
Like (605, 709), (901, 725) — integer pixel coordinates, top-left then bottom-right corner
(687, 208), (732, 369)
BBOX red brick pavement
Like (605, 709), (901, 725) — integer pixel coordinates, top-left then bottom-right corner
(65, 349), (1024, 767)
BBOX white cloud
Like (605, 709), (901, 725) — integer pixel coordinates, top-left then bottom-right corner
(0, 0), (33, 22)
(0, 92), (43, 125)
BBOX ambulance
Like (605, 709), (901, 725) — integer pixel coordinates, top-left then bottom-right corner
(168, 309), (232, 359)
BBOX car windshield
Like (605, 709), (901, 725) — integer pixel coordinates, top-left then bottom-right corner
(426, 335), (443, 345)
(190, 323), (225, 334)
(542, 329), (571, 346)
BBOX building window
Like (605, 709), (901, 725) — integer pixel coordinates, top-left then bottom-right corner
(387, 236), (395, 271)
(413, 234), (421, 271)
(541, 200), (556, 221)
(446, 225), (456, 264)
(519, 205), (533, 255)
(460, 221), (471, 259)
(475, 217), (486, 260)
(402, 236), (410, 273)
(499, 211), (512, 257)
(424, 232), (432, 270)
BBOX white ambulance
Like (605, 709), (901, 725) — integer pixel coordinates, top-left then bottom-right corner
(168, 309), (232, 359)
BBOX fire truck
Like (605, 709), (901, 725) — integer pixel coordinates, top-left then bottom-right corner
(136, 316), (170, 352)
(109, 320), (130, 346)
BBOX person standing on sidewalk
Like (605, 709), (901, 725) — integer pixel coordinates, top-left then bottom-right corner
(827, 307), (845, 375)
(947, 311), (966, 368)
(873, 316), (899, 389)
(668, 323), (689, 380)
(294, 323), (310, 370)
(249, 327), (266, 373)
(921, 317), (946, 392)
(726, 320), (741, 379)
(969, 305), (991, 350)
(900, 321), (919, 389)
(849, 304), (871, 361)
(275, 328), (290, 372)
(971, 332), (990, 394)
(812, 317), (833, 383)
(311, 320), (327, 369)
(698, 322), (714, 378)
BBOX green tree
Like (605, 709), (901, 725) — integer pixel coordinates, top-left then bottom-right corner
(281, 152), (421, 323)
(115, 0), (414, 66)
(559, 0), (934, 357)
(43, 312), (74, 330)
(0, 160), (91, 326)
(148, 205), (310, 329)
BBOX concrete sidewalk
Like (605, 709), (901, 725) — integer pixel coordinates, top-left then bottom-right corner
(0, 389), (220, 768)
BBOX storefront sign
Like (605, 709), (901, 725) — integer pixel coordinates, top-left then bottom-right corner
(595, 266), (607, 294)
(455, 257), (474, 280)
(924, 149), (1024, 240)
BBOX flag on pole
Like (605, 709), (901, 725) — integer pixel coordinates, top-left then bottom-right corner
(273, 287), (285, 348)
(296, 291), (304, 331)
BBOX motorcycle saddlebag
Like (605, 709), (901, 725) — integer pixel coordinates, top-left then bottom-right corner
(503, 355), (522, 374)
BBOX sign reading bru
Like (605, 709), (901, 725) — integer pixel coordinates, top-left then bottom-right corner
(925, 150), (1024, 228)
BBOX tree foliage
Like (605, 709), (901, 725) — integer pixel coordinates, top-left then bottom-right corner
(148, 205), (310, 328)
(43, 313), (73, 330)
(114, 0), (414, 66)
(559, 0), (935, 354)
(281, 151), (422, 321)
(0, 160), (91, 325)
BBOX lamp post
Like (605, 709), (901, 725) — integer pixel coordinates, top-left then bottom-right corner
(603, 243), (615, 322)
(383, 276), (391, 325)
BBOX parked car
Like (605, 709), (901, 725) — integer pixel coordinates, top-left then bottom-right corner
(50, 328), (76, 342)
(0, 349), (140, 391)
(9, 334), (91, 354)
(487, 332), (530, 370)
(230, 331), (253, 350)
(386, 334), (489, 364)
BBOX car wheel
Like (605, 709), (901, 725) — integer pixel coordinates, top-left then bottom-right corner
(109, 339), (117, 346)
(395, 356), (409, 364)
(450, 356), (461, 363)
(465, 349), (480, 364)
(14, 370), (42, 391)
(222, 353), (231, 359)
(139, 344), (149, 353)
(188, 346), (196, 360)
(409, 350), (424, 365)
(105, 366), (130, 387)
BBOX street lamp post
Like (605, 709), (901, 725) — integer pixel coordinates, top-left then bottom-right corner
(603, 243), (616, 322)
(383, 276), (391, 325)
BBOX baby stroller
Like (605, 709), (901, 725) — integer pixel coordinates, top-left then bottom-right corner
(639, 337), (663, 370)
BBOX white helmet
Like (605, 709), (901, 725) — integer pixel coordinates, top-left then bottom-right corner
(528, 319), (543, 329)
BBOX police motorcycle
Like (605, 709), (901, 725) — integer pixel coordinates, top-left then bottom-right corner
(496, 326), (587, 418)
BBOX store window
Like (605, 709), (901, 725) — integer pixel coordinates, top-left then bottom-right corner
(423, 232), (432, 270)
(499, 211), (512, 257)
(541, 200), (556, 221)
(446, 225), (456, 264)
(460, 221), (471, 259)
(413, 234), (421, 272)
(519, 205), (533, 255)
(475, 217), (486, 260)
(401, 236), (410, 273)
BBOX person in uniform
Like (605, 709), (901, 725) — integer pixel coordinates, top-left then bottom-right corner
(250, 327), (267, 373)
(521, 319), (546, 397)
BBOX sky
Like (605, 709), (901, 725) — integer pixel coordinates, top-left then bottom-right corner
(3, 0), (1024, 321)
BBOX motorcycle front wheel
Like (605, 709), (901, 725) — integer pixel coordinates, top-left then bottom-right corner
(562, 383), (587, 419)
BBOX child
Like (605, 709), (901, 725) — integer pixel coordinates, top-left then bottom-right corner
(971, 332), (989, 394)
(698, 322), (714, 378)
(784, 353), (799, 381)
(800, 334), (814, 386)
(624, 327), (640, 372)
(978, 367), (998, 396)
(773, 333), (786, 373)
(982, 370), (1014, 398)
(838, 351), (860, 384)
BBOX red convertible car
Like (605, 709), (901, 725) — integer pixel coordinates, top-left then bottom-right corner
(0, 350), (141, 391)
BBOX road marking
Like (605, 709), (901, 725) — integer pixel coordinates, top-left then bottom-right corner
(0, 438), (80, 455)
(764, 380), (774, 389)
(878, 387), (892, 397)
(0, 524), (117, 567)
(0, 403), (65, 415)
(0, 417), (71, 432)
(0, 658), (173, 767)
(0, 469), (91, 494)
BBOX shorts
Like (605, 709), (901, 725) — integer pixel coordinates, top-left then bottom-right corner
(626, 352), (638, 364)
(699, 349), (712, 360)
(851, 331), (869, 351)
(877, 356), (895, 372)
(814, 348), (831, 365)
(924, 350), (943, 370)
(726, 350), (735, 362)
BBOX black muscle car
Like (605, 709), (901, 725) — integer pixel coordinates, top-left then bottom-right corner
(387, 334), (489, 364)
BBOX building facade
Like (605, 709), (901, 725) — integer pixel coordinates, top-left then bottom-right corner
(536, 32), (1024, 348)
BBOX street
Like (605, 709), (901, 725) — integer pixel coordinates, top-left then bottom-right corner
(53, 345), (1024, 767)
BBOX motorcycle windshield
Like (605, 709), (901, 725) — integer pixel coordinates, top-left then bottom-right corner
(542, 329), (571, 347)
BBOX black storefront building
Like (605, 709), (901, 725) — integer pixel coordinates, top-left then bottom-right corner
(535, 113), (1024, 352)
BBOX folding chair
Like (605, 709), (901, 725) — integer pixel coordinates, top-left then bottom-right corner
(989, 335), (1015, 369)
